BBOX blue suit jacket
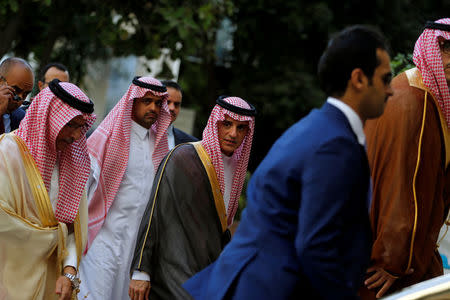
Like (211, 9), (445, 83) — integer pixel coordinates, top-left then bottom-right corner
(9, 107), (26, 131)
(184, 102), (372, 300)
(174, 127), (198, 145)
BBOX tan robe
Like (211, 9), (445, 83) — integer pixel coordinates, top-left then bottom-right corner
(360, 68), (450, 299)
(0, 133), (87, 300)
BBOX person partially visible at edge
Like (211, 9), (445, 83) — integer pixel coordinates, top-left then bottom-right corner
(20, 62), (70, 111)
(161, 80), (198, 148)
(38, 62), (70, 91)
(360, 18), (450, 299)
(128, 96), (256, 300)
(183, 24), (393, 300)
(78, 76), (172, 300)
(0, 79), (96, 300)
(0, 57), (33, 133)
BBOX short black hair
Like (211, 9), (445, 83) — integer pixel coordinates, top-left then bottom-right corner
(318, 25), (390, 97)
(39, 62), (69, 82)
(161, 80), (182, 94)
(0, 57), (32, 77)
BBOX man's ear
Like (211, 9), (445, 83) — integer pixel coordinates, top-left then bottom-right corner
(349, 68), (368, 91)
(38, 81), (44, 91)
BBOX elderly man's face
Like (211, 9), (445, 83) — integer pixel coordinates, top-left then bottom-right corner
(438, 37), (450, 85)
(1, 64), (33, 113)
(56, 115), (86, 151)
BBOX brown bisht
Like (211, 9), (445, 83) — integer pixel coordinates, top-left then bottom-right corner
(130, 142), (230, 300)
(360, 68), (450, 299)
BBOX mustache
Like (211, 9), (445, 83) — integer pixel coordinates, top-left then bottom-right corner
(145, 112), (157, 118)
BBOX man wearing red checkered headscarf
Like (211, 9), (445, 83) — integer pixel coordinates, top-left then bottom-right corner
(361, 19), (450, 299)
(128, 96), (255, 300)
(78, 76), (172, 300)
(0, 79), (95, 300)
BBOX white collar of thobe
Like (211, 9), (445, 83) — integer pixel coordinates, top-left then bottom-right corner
(167, 123), (175, 136)
(221, 152), (237, 171)
(327, 97), (365, 146)
(131, 120), (150, 140)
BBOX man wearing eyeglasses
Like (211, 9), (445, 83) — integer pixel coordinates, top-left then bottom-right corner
(360, 18), (450, 299)
(0, 57), (34, 134)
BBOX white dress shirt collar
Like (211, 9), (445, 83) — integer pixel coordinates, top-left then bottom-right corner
(167, 124), (175, 150)
(221, 153), (237, 212)
(327, 97), (365, 146)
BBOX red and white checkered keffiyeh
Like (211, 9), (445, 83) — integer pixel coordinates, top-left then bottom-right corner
(86, 77), (171, 248)
(201, 97), (255, 225)
(16, 83), (96, 223)
(413, 18), (450, 127)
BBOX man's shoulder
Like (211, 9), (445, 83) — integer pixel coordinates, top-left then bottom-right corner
(0, 133), (25, 162)
(262, 106), (358, 171)
(159, 142), (205, 181)
(391, 68), (427, 103)
(378, 69), (429, 119)
(297, 103), (357, 146)
(173, 127), (198, 145)
(11, 107), (26, 119)
(167, 142), (198, 162)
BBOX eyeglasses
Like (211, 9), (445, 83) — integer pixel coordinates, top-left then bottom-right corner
(0, 76), (23, 102)
(439, 39), (450, 55)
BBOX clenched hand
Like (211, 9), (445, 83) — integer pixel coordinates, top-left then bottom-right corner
(0, 85), (14, 115)
(129, 279), (151, 300)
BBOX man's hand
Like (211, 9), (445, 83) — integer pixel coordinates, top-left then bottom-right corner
(365, 266), (413, 298)
(55, 266), (76, 300)
(0, 85), (14, 116)
(129, 279), (151, 300)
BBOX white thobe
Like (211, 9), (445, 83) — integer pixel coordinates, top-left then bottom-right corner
(222, 153), (237, 213)
(49, 162), (77, 269)
(79, 121), (156, 300)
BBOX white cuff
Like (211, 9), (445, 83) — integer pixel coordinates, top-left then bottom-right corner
(63, 232), (77, 270)
(132, 270), (150, 282)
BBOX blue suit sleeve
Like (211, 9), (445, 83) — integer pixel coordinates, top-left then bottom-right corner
(296, 137), (370, 300)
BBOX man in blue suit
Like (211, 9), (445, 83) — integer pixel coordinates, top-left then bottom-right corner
(161, 80), (198, 148)
(184, 25), (393, 300)
(0, 57), (34, 133)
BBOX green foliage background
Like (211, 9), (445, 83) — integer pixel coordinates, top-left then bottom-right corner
(1, 0), (449, 173)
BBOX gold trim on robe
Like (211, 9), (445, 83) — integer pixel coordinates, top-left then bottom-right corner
(404, 68), (449, 272)
(192, 141), (228, 233)
(0, 133), (87, 300)
(137, 144), (179, 268)
(406, 68), (450, 169)
(136, 142), (228, 269)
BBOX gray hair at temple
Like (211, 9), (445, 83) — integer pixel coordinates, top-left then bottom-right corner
(0, 57), (33, 77)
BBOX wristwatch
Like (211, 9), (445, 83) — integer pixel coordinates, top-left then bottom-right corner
(63, 273), (81, 293)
